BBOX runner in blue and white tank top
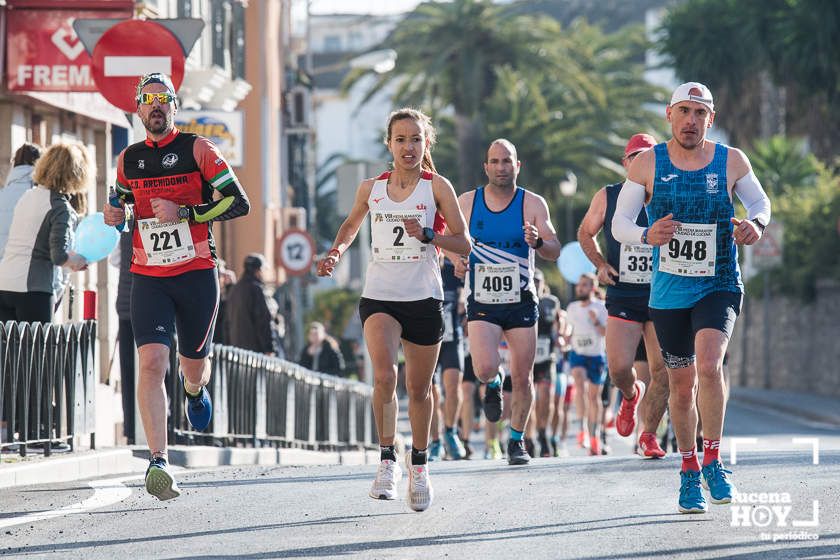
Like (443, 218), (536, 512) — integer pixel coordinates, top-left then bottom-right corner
(451, 139), (561, 466)
(578, 133), (669, 461)
(612, 83), (771, 516)
(318, 109), (471, 512)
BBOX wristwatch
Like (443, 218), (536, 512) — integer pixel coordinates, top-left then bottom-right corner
(750, 217), (767, 233)
(421, 227), (435, 244)
(178, 205), (192, 221)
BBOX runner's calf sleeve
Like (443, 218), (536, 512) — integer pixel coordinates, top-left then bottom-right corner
(733, 170), (771, 225)
(612, 180), (647, 244)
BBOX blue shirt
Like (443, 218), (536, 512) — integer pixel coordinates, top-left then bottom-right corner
(647, 142), (742, 309)
(467, 186), (536, 305)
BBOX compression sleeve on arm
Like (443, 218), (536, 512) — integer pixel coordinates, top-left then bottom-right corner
(611, 180), (647, 244)
(733, 170), (771, 225)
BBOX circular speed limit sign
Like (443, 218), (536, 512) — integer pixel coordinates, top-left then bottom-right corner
(277, 230), (315, 276)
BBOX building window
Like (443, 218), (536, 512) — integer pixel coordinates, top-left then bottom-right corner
(323, 35), (342, 53)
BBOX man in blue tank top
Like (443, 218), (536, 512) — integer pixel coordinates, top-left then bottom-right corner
(451, 139), (561, 466)
(612, 83), (771, 514)
(579, 133), (669, 460)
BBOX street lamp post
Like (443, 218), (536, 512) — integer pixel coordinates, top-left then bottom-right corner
(559, 172), (578, 301)
(559, 172), (578, 243)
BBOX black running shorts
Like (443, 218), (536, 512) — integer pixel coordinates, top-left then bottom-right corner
(649, 290), (742, 369)
(131, 268), (219, 359)
(437, 339), (464, 371)
(359, 297), (444, 346)
(606, 295), (651, 324)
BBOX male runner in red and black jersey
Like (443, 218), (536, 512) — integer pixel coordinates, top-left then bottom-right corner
(103, 73), (249, 501)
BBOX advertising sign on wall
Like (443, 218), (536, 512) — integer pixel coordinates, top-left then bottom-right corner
(175, 110), (244, 167)
(5, 6), (132, 92)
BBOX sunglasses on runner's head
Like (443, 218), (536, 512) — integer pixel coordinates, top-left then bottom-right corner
(138, 92), (176, 105)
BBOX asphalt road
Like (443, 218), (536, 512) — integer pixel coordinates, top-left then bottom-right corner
(1, 400), (838, 559)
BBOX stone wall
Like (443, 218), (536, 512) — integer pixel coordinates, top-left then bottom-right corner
(728, 279), (840, 398)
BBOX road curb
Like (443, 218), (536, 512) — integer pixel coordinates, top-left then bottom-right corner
(731, 389), (840, 427)
(0, 449), (145, 489)
(154, 446), (380, 469)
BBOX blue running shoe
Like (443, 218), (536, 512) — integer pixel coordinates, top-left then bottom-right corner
(443, 430), (465, 460)
(702, 460), (735, 504)
(184, 381), (213, 431)
(678, 470), (707, 514)
(428, 440), (443, 462)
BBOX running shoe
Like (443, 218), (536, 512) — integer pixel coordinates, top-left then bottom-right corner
(428, 440), (443, 462)
(524, 437), (535, 458)
(638, 432), (667, 459)
(589, 435), (601, 456)
(701, 460), (735, 504)
(183, 376), (213, 432)
(507, 439), (531, 465)
(485, 438), (502, 460)
(483, 374), (503, 422)
(145, 457), (181, 501)
(404, 452), (434, 512)
(443, 431), (465, 460)
(616, 380), (646, 437)
(678, 470), (708, 514)
(577, 430), (588, 449)
(538, 434), (551, 458)
(369, 459), (402, 500)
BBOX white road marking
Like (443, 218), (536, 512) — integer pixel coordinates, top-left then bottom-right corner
(0, 468), (211, 530)
(0, 475), (139, 530)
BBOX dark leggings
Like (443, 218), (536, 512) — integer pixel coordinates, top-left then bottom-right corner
(0, 290), (54, 323)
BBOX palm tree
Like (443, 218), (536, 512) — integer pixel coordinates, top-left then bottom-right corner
(344, 0), (569, 190)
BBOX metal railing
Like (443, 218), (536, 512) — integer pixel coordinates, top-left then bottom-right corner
(169, 343), (377, 451)
(0, 321), (97, 458)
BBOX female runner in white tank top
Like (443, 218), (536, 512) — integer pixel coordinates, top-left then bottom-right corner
(317, 108), (470, 512)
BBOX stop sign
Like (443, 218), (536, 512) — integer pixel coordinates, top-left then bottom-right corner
(91, 20), (185, 113)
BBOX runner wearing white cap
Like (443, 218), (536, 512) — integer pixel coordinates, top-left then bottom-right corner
(612, 82), (771, 513)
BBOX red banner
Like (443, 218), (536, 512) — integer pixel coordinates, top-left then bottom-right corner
(5, 7), (132, 92)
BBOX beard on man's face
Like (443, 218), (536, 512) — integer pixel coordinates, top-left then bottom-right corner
(143, 109), (170, 134)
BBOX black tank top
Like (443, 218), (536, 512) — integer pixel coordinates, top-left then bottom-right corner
(604, 182), (650, 299)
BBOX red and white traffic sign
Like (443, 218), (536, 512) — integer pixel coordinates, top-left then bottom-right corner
(752, 221), (783, 269)
(91, 20), (185, 113)
(277, 230), (316, 276)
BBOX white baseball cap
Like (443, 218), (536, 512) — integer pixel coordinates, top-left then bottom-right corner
(670, 82), (714, 112)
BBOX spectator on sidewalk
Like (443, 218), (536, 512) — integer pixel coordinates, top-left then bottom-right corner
(298, 321), (345, 377)
(225, 253), (276, 354)
(213, 259), (236, 345)
(0, 143), (43, 261)
(0, 142), (89, 322)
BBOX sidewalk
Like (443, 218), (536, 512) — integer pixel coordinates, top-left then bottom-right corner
(730, 386), (840, 427)
(0, 445), (378, 490)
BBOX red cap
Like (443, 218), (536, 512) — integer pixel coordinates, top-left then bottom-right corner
(624, 133), (657, 159)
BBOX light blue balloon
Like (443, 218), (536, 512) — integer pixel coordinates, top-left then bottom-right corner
(557, 241), (596, 284)
(74, 212), (120, 263)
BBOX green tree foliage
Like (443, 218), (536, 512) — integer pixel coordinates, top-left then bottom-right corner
(748, 136), (818, 197)
(743, 137), (839, 300)
(305, 288), (360, 340)
(660, 0), (840, 159)
(345, 0), (665, 196)
(761, 166), (840, 299)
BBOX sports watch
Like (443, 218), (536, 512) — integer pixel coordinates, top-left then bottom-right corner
(421, 227), (435, 244)
(178, 205), (192, 221)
